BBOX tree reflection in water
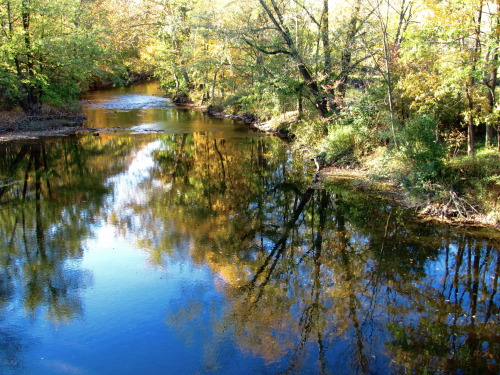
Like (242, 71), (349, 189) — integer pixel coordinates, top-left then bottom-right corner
(112, 133), (498, 374)
(0, 135), (137, 369)
(0, 133), (497, 374)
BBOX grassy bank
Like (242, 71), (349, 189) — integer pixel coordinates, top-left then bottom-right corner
(184, 83), (499, 227)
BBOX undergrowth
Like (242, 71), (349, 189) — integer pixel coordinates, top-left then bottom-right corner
(290, 110), (500, 225)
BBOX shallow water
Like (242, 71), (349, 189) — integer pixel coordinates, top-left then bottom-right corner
(0, 83), (498, 374)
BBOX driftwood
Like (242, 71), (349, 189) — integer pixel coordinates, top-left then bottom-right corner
(420, 185), (479, 221)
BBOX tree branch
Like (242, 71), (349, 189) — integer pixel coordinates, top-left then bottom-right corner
(242, 38), (291, 55)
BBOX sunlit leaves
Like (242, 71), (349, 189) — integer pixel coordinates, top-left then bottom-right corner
(0, 0), (112, 111)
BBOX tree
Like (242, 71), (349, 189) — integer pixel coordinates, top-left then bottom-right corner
(243, 0), (331, 117)
(0, 0), (108, 115)
(483, 0), (500, 150)
(464, 0), (484, 156)
(361, 0), (414, 147)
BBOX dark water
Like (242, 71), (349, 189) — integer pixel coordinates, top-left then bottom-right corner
(0, 83), (498, 374)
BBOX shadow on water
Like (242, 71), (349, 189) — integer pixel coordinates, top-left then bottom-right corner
(0, 92), (498, 373)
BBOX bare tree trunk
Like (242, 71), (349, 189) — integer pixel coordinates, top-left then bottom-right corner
(256, 0), (329, 117)
(466, 1), (483, 157)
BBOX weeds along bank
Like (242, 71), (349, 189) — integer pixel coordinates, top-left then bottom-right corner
(270, 110), (500, 228)
(200, 80), (499, 227)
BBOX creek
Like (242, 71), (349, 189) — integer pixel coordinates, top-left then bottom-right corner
(0, 82), (498, 374)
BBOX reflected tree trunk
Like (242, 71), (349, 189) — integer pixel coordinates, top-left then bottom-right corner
(335, 194), (369, 374)
(213, 139), (226, 190)
(485, 254), (499, 322)
(245, 187), (314, 304)
(0, 145), (30, 200)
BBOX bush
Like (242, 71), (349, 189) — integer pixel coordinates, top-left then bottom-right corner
(290, 119), (327, 158)
(319, 104), (382, 165)
(444, 150), (500, 193)
(322, 124), (357, 162)
(397, 115), (445, 185)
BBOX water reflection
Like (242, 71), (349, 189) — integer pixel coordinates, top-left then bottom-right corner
(82, 82), (253, 137)
(0, 135), (142, 371)
(1, 139), (98, 321)
(111, 133), (499, 374)
(0, 130), (498, 373)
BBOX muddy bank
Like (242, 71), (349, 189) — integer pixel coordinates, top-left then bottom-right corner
(0, 112), (92, 141)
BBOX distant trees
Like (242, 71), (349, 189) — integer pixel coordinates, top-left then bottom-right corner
(388, 0), (499, 155)
(0, 0), (498, 154)
(0, 0), (110, 115)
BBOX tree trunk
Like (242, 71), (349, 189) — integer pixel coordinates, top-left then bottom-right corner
(338, 0), (361, 99)
(211, 70), (218, 99)
(321, 0), (331, 75)
(257, 0), (330, 117)
(296, 62), (329, 117)
(467, 98), (475, 156)
(486, 125), (493, 148)
(19, 0), (42, 116)
(297, 94), (303, 118)
(320, 0), (336, 112)
(484, 49), (498, 149)
(485, 0), (499, 149)
(466, 1), (483, 156)
(379, 16), (398, 148)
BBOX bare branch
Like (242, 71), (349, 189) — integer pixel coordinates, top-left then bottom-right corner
(242, 38), (291, 55)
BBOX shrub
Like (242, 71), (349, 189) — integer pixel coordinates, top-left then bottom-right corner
(397, 115), (445, 185)
(322, 124), (357, 162)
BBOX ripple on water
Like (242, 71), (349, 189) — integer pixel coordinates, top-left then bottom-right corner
(83, 94), (172, 110)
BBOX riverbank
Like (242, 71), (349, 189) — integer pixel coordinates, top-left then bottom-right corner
(319, 166), (500, 229)
(1, 106), (498, 229)
(210, 112), (500, 228)
(158, 103), (500, 229)
(0, 111), (92, 141)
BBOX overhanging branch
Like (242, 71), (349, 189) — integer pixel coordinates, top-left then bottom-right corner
(242, 38), (291, 55)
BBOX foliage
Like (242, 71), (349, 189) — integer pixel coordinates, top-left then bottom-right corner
(397, 115), (445, 183)
(0, 0), (114, 114)
(318, 87), (390, 164)
(322, 123), (357, 162)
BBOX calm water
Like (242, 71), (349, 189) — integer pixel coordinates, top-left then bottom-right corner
(0, 83), (498, 374)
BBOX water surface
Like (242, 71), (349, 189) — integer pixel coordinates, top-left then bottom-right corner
(0, 83), (498, 374)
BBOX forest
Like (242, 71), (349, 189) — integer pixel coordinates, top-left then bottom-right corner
(1, 0), (499, 223)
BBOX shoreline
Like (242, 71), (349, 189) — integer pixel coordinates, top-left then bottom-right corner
(319, 166), (499, 230)
(1, 108), (497, 230)
(0, 125), (95, 142)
